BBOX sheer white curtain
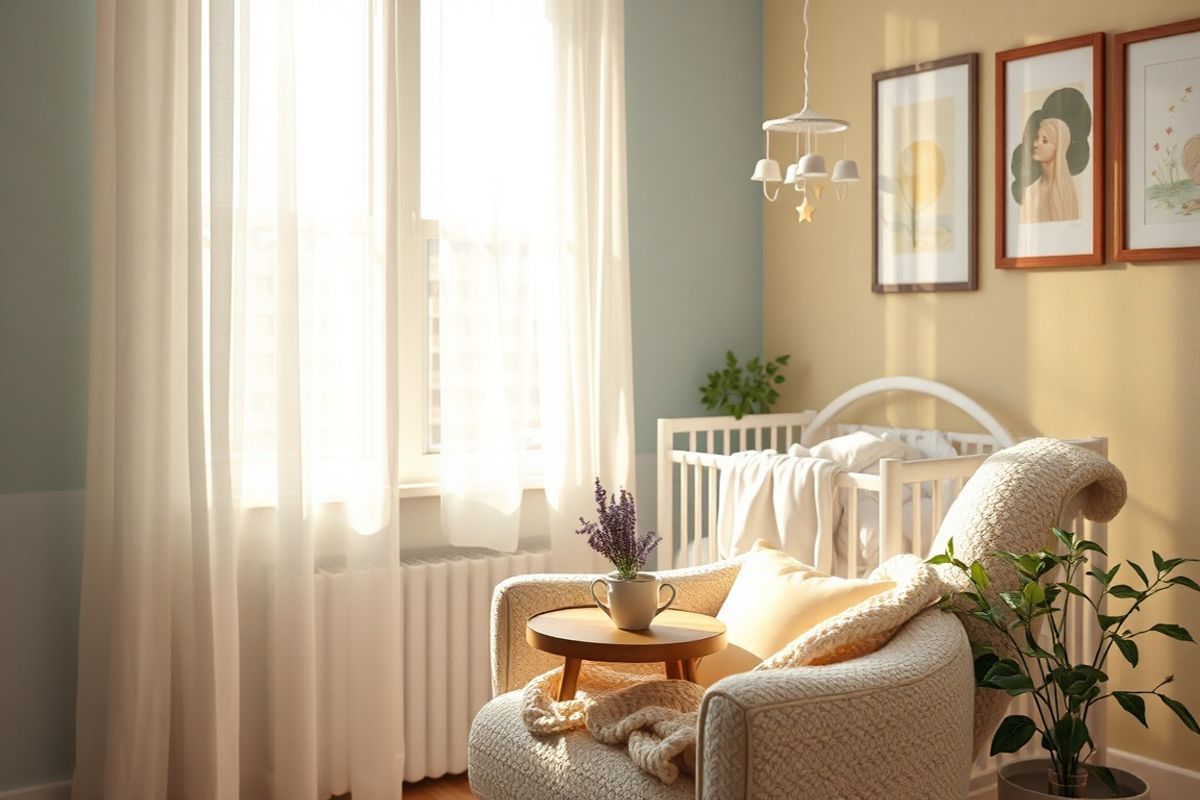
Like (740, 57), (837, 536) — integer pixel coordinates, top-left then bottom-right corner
(76, 1), (403, 798)
(432, 0), (635, 569)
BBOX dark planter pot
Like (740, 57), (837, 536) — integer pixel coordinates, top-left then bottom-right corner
(998, 759), (1149, 799)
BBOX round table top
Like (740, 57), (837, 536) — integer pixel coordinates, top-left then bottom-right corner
(526, 606), (727, 663)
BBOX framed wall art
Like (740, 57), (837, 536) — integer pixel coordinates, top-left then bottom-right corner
(995, 34), (1104, 268)
(1115, 17), (1200, 262)
(872, 53), (978, 292)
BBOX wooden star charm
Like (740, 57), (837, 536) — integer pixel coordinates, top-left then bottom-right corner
(795, 197), (815, 223)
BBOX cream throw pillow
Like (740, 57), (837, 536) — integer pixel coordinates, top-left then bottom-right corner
(695, 541), (895, 686)
(755, 551), (941, 669)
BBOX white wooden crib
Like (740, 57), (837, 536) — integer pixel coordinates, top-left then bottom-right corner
(656, 376), (1111, 795)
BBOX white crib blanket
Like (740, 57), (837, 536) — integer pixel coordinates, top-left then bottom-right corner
(714, 450), (844, 571)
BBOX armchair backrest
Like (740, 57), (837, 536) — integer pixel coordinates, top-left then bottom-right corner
(928, 437), (1126, 757)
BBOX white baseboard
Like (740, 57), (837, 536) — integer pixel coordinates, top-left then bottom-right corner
(967, 750), (1200, 798)
(1108, 748), (1200, 797)
(0, 780), (71, 800)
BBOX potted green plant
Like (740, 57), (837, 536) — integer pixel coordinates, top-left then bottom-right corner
(929, 529), (1200, 798)
(698, 350), (790, 420)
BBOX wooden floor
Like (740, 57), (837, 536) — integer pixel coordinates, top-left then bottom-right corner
(402, 773), (474, 799)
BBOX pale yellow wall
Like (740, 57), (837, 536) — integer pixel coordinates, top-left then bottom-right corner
(765, 0), (1200, 770)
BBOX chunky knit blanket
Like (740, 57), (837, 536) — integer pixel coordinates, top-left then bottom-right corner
(522, 664), (704, 784)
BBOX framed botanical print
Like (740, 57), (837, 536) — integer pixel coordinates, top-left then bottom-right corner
(872, 53), (978, 292)
(1115, 17), (1200, 262)
(995, 34), (1104, 268)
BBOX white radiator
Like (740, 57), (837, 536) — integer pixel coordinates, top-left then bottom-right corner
(399, 546), (552, 782)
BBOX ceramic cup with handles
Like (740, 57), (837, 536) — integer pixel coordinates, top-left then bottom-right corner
(590, 572), (676, 631)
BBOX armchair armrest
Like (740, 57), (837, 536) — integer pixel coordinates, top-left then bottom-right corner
(696, 609), (974, 800)
(490, 557), (746, 695)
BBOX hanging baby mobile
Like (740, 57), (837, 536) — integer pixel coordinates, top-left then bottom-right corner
(751, 0), (860, 223)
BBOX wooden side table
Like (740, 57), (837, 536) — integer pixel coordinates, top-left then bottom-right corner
(526, 607), (727, 700)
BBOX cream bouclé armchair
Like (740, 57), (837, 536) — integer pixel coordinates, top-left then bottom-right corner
(467, 560), (975, 800)
(467, 438), (1127, 799)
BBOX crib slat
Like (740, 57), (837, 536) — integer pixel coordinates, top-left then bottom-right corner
(847, 487), (858, 578)
(692, 462), (702, 568)
(933, 479), (944, 532)
(679, 460), (690, 567)
(912, 481), (923, 558)
(708, 465), (718, 565)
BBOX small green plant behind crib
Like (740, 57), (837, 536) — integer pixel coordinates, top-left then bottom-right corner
(929, 529), (1200, 797)
(699, 350), (790, 420)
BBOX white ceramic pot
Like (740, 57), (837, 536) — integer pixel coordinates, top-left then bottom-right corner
(998, 759), (1149, 799)
(590, 572), (676, 631)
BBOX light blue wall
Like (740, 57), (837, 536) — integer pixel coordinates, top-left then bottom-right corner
(0, 0), (765, 790)
(626, 0), (764, 456)
(0, 0), (92, 495)
(0, 0), (94, 791)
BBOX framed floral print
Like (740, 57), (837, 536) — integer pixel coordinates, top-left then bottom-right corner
(1115, 17), (1200, 262)
(995, 34), (1104, 268)
(872, 53), (978, 292)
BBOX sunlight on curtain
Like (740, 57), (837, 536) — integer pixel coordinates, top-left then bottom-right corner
(429, 0), (635, 565)
(76, 1), (403, 798)
(206, 0), (393, 525)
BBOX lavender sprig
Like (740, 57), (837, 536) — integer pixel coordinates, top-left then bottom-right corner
(575, 477), (661, 580)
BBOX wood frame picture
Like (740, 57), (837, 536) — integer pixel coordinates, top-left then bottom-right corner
(1114, 17), (1200, 262)
(995, 33), (1104, 268)
(872, 53), (978, 292)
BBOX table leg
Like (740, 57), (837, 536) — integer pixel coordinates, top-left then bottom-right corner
(558, 657), (583, 700)
(681, 658), (697, 683)
(664, 660), (683, 680)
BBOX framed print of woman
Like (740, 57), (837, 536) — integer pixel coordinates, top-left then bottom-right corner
(996, 33), (1104, 268)
(1020, 116), (1081, 223)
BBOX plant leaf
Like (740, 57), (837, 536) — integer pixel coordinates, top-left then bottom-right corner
(974, 652), (1000, 683)
(1153, 551), (1166, 573)
(1109, 584), (1143, 600)
(1087, 566), (1116, 587)
(1025, 629), (1054, 659)
(982, 660), (1035, 695)
(1129, 561), (1149, 586)
(990, 715), (1037, 755)
(1052, 527), (1075, 551)
(1057, 581), (1089, 600)
(1075, 540), (1107, 556)
(1113, 691), (1148, 728)
(1150, 623), (1194, 642)
(1113, 635), (1139, 667)
(1050, 716), (1090, 760)
(1168, 575), (1200, 592)
(1097, 613), (1122, 630)
(1085, 764), (1119, 795)
(970, 560), (991, 589)
(1159, 695), (1200, 735)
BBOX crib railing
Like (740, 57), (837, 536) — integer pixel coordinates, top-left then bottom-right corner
(656, 412), (816, 571)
